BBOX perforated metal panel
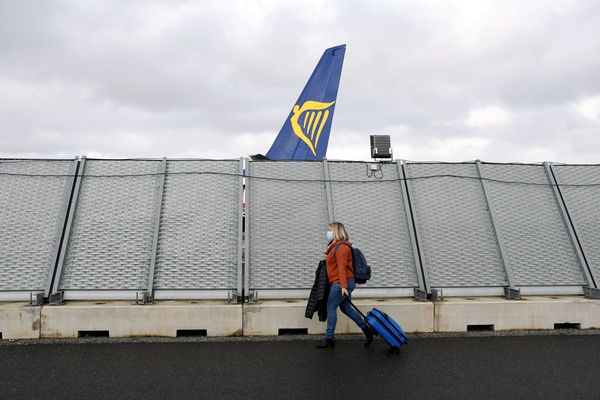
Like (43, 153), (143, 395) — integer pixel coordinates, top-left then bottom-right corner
(154, 160), (241, 291)
(480, 163), (585, 286)
(0, 160), (74, 292)
(59, 160), (163, 291)
(405, 163), (507, 288)
(553, 165), (600, 285)
(248, 161), (329, 290)
(327, 161), (418, 288)
(5, 157), (598, 299)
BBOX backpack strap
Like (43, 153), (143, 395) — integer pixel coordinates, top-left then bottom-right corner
(334, 242), (355, 273)
(333, 241), (351, 256)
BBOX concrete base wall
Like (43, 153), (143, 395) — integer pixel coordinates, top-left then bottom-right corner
(2, 297), (599, 340)
(0, 303), (41, 339)
(435, 296), (600, 332)
(40, 301), (243, 338)
(243, 299), (434, 336)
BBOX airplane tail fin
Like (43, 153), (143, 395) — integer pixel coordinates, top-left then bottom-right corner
(265, 45), (346, 160)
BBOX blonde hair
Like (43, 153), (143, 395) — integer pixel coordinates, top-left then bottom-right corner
(328, 222), (349, 242)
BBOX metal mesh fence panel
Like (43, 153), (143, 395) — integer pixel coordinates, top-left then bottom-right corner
(327, 161), (418, 288)
(248, 161), (329, 290)
(0, 160), (74, 291)
(480, 163), (585, 286)
(153, 160), (240, 290)
(552, 164), (600, 285)
(59, 160), (163, 291)
(5, 158), (597, 296)
(405, 163), (507, 288)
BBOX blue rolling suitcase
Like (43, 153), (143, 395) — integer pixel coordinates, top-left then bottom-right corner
(348, 300), (408, 350)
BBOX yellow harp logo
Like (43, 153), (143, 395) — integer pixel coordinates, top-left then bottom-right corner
(290, 100), (335, 156)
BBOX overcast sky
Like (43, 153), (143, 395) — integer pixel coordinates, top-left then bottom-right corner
(1, 0), (599, 162)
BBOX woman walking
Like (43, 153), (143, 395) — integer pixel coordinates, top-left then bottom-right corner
(316, 222), (374, 348)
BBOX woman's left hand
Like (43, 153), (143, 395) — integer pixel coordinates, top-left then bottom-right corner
(341, 288), (349, 297)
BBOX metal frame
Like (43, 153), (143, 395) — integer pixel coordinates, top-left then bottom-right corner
(518, 285), (585, 296)
(244, 159), (253, 302)
(141, 289), (234, 301)
(475, 161), (521, 300)
(62, 290), (148, 301)
(244, 159), (340, 302)
(50, 156), (87, 304)
(322, 159), (335, 222)
(0, 158), (78, 303)
(320, 160), (419, 299)
(4, 157), (600, 303)
(139, 157), (167, 304)
(400, 161), (438, 300)
(41, 157), (80, 302)
(0, 163), (10, 301)
(254, 287), (415, 300)
(47, 158), (244, 303)
(350, 287), (416, 298)
(395, 161), (428, 300)
(148, 158), (244, 302)
(433, 287), (506, 297)
(234, 157), (245, 303)
(546, 162), (599, 299)
(0, 291), (45, 302)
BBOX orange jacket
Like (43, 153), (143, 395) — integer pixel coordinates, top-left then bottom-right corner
(325, 240), (354, 289)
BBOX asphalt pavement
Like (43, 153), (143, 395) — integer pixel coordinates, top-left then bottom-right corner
(1, 333), (599, 400)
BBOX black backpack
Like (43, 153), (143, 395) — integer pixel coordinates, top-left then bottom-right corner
(334, 243), (371, 284)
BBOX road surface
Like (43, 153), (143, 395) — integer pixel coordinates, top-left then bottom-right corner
(1, 334), (599, 399)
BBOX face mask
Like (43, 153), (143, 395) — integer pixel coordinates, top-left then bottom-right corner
(326, 231), (334, 241)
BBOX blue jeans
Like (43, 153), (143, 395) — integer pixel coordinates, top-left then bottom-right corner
(325, 279), (367, 339)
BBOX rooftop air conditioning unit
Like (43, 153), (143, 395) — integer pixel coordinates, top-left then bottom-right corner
(370, 135), (392, 159)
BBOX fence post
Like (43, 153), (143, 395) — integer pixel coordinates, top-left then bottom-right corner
(545, 162), (599, 299)
(233, 157), (245, 303)
(50, 156), (87, 304)
(141, 157), (167, 304)
(323, 159), (334, 223)
(399, 161), (437, 301)
(43, 157), (80, 303)
(244, 159), (256, 303)
(475, 160), (520, 300)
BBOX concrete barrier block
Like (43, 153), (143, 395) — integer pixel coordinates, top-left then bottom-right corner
(434, 296), (600, 332)
(587, 300), (600, 329)
(243, 298), (433, 336)
(0, 302), (41, 340)
(41, 301), (242, 338)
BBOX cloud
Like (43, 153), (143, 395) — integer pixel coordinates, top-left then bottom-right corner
(464, 106), (512, 128)
(575, 96), (600, 121)
(1, 0), (600, 163)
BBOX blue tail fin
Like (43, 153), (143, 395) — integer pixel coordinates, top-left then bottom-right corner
(265, 45), (346, 160)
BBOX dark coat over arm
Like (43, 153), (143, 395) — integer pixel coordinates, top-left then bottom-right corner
(305, 260), (330, 322)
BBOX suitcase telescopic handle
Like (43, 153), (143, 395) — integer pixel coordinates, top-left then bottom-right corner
(344, 298), (367, 320)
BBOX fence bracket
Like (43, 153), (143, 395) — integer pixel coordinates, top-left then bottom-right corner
(227, 290), (239, 304)
(49, 291), (64, 305)
(29, 292), (45, 306)
(245, 290), (258, 304)
(413, 288), (428, 301)
(135, 291), (153, 305)
(504, 287), (521, 300)
(429, 288), (442, 301)
(583, 286), (600, 299)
